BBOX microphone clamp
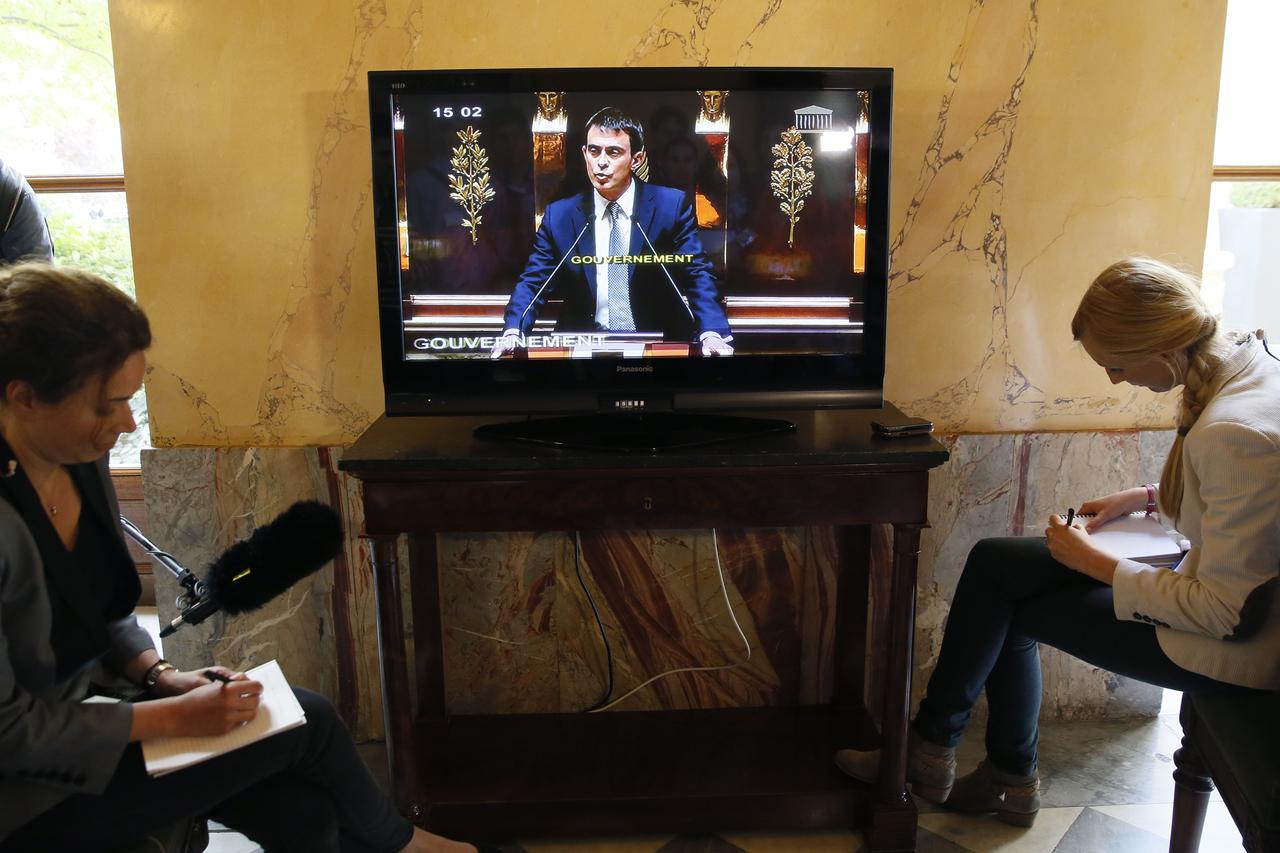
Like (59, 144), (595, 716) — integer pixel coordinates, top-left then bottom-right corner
(160, 594), (220, 638)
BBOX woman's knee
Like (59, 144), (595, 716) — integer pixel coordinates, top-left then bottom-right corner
(960, 538), (1024, 584)
(288, 686), (353, 753)
(960, 537), (1060, 594)
(291, 687), (349, 739)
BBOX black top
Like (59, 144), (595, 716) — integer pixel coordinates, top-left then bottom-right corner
(0, 435), (140, 682)
(73, 503), (134, 622)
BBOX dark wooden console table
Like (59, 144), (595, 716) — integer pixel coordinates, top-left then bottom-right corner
(340, 406), (948, 851)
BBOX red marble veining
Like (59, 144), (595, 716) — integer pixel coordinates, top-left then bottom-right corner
(569, 528), (825, 711)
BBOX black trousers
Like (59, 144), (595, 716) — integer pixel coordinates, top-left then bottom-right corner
(2, 688), (413, 853)
(912, 537), (1252, 777)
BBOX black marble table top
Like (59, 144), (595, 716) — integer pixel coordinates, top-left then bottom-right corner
(339, 403), (949, 473)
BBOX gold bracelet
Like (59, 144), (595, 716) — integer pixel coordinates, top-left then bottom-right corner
(143, 659), (177, 689)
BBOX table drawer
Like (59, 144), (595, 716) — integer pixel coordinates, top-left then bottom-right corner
(359, 468), (929, 533)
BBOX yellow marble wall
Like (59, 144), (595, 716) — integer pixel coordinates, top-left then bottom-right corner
(109, 0), (1226, 444)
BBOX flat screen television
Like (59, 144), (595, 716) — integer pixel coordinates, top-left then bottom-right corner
(367, 67), (892, 449)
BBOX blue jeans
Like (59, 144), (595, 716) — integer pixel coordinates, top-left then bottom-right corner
(913, 537), (1248, 777)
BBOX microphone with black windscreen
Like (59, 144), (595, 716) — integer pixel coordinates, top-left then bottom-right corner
(159, 500), (343, 638)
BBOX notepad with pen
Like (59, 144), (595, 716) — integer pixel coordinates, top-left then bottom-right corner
(1058, 511), (1186, 568)
(141, 659), (306, 777)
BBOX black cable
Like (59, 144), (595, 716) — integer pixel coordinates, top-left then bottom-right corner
(1262, 333), (1278, 362)
(573, 531), (614, 712)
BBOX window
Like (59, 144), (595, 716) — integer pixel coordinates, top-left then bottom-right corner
(1202, 0), (1280, 340)
(0, 0), (148, 467)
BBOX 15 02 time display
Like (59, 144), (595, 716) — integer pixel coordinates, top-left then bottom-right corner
(433, 106), (483, 118)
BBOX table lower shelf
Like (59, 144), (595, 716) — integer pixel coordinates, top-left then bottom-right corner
(404, 704), (884, 840)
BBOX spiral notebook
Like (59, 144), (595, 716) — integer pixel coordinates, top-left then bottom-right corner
(142, 659), (307, 777)
(1060, 511), (1186, 568)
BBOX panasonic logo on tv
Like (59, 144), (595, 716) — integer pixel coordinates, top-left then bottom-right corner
(616, 365), (654, 374)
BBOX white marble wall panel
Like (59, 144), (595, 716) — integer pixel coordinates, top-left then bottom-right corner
(918, 430), (1176, 721)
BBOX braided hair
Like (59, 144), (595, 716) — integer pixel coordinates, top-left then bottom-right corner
(1071, 257), (1229, 522)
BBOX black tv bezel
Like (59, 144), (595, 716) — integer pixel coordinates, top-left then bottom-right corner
(367, 66), (892, 416)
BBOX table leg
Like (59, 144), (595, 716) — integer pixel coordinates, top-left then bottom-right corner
(406, 534), (446, 718)
(867, 522), (922, 852)
(832, 526), (870, 705)
(370, 535), (415, 813)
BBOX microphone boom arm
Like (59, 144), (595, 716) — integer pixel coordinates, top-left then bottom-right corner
(120, 514), (207, 606)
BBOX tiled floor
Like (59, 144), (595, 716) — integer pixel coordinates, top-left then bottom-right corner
(136, 611), (1242, 852)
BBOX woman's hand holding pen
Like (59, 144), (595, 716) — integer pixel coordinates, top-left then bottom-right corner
(168, 673), (263, 736)
(1077, 487), (1149, 532)
(129, 669), (262, 741)
(1046, 513), (1118, 584)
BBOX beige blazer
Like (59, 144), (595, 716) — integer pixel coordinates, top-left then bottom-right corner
(1112, 336), (1280, 690)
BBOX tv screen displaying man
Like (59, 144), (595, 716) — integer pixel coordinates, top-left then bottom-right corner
(492, 107), (733, 358)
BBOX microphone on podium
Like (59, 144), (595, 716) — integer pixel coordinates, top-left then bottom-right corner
(158, 500), (343, 638)
(634, 218), (695, 325)
(512, 213), (596, 336)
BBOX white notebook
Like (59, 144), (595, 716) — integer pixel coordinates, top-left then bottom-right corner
(1061, 511), (1185, 568)
(142, 659), (307, 777)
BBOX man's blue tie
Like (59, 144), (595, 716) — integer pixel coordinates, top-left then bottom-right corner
(605, 201), (635, 331)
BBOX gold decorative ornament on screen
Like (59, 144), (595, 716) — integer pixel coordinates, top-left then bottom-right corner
(853, 90), (871, 274)
(534, 91), (567, 129)
(695, 90), (730, 133)
(532, 92), (568, 229)
(448, 126), (495, 245)
(394, 103), (411, 269)
(770, 127), (815, 248)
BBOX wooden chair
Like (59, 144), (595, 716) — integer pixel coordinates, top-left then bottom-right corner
(1170, 691), (1280, 852)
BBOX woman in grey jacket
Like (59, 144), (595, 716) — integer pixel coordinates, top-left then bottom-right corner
(837, 257), (1280, 826)
(0, 263), (476, 852)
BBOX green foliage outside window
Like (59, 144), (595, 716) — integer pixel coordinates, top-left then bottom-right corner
(1228, 182), (1280, 209)
(40, 195), (136, 297)
(0, 0), (121, 173)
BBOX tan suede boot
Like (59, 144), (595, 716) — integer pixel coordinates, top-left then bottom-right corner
(833, 729), (957, 803)
(944, 758), (1041, 827)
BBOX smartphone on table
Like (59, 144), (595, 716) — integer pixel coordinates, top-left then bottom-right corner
(871, 416), (934, 438)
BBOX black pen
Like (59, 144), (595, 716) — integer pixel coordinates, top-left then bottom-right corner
(1065, 507), (1076, 527)
(203, 669), (233, 684)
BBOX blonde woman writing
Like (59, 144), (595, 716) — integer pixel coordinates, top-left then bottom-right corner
(837, 258), (1280, 826)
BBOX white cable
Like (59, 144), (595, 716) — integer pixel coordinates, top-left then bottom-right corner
(588, 528), (752, 713)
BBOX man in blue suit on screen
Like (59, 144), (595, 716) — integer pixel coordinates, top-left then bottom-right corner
(491, 107), (733, 358)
